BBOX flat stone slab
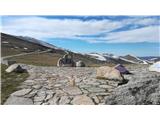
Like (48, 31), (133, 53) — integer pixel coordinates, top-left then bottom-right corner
(11, 89), (32, 97)
(59, 96), (71, 105)
(63, 86), (82, 95)
(71, 95), (95, 105)
(4, 96), (33, 105)
(99, 85), (114, 89)
(33, 85), (42, 89)
(86, 87), (106, 93)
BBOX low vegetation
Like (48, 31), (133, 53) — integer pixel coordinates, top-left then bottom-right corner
(6, 51), (106, 67)
(6, 52), (64, 66)
(1, 64), (29, 104)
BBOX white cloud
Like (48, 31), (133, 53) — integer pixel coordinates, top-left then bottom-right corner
(104, 25), (160, 43)
(1, 16), (160, 43)
(121, 17), (159, 26)
(1, 16), (123, 39)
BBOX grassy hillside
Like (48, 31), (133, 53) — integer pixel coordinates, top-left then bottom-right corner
(5, 51), (106, 66)
(1, 33), (106, 66)
(1, 33), (49, 57)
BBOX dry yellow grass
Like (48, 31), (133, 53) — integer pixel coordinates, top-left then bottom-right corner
(6, 52), (64, 66)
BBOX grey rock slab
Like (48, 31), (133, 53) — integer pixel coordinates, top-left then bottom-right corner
(48, 95), (60, 105)
(5, 64), (24, 73)
(59, 96), (71, 105)
(24, 90), (38, 98)
(5, 96), (33, 105)
(54, 84), (63, 87)
(33, 85), (42, 89)
(37, 91), (46, 96)
(34, 91), (46, 102)
(11, 89), (32, 97)
(92, 96), (100, 104)
(63, 86), (82, 95)
(105, 78), (160, 105)
(71, 95), (95, 105)
(56, 89), (68, 96)
(86, 87), (106, 93)
(25, 80), (35, 83)
(45, 94), (53, 101)
(34, 101), (43, 105)
(42, 103), (50, 105)
(99, 85), (114, 89)
(95, 92), (111, 96)
(34, 95), (46, 102)
(78, 84), (92, 89)
(81, 89), (89, 94)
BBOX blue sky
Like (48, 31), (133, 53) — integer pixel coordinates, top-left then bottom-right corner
(1, 15), (160, 56)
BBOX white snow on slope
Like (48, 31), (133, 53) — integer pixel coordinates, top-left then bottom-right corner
(119, 57), (137, 64)
(88, 53), (106, 61)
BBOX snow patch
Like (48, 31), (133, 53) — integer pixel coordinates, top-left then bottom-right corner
(88, 53), (106, 61)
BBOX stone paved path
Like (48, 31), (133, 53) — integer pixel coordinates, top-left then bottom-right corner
(4, 64), (159, 105)
(4, 64), (119, 105)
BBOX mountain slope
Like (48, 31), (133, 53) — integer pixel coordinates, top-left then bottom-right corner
(121, 54), (148, 64)
(1, 33), (105, 66)
(2, 32), (147, 66)
(16, 36), (59, 49)
(1, 33), (52, 56)
(87, 53), (136, 64)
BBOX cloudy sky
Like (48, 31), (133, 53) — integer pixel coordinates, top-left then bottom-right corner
(1, 16), (160, 56)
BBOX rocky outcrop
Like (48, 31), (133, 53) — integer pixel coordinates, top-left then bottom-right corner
(57, 54), (76, 67)
(3, 64), (160, 105)
(76, 61), (85, 67)
(5, 64), (26, 73)
(105, 75), (160, 105)
(96, 66), (124, 81)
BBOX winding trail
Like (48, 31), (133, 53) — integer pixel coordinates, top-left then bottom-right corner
(4, 64), (159, 105)
(1, 49), (52, 60)
(4, 64), (118, 105)
(1, 49), (52, 65)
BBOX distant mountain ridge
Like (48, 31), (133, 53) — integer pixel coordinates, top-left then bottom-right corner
(1, 32), (158, 66)
(1, 33), (105, 66)
(87, 53), (157, 64)
(16, 36), (60, 50)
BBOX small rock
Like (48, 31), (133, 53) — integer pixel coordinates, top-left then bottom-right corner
(42, 102), (50, 105)
(86, 87), (105, 93)
(71, 95), (95, 105)
(59, 96), (71, 105)
(24, 90), (38, 98)
(99, 85), (114, 89)
(33, 85), (42, 89)
(11, 89), (32, 97)
(56, 89), (68, 96)
(63, 86), (82, 95)
(95, 92), (111, 96)
(76, 61), (85, 67)
(92, 96), (100, 104)
(34, 101), (42, 105)
(81, 89), (89, 94)
(45, 94), (53, 101)
(48, 95), (60, 105)
(34, 95), (46, 102)
(5, 96), (33, 105)
(5, 64), (26, 73)
(54, 84), (62, 87)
